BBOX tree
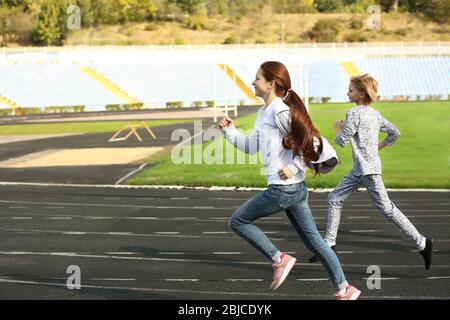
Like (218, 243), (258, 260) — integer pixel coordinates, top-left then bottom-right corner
(405, 0), (449, 23)
(306, 19), (341, 42)
(314, 0), (342, 12)
(33, 0), (61, 45)
(77, 0), (94, 27)
(0, 0), (28, 7)
(423, 0), (449, 23)
(378, 0), (400, 12)
(168, 0), (203, 15)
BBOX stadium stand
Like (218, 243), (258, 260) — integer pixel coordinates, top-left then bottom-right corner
(0, 64), (122, 111)
(92, 62), (249, 107)
(0, 49), (449, 112)
(353, 57), (450, 100)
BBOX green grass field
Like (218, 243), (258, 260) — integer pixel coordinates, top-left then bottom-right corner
(0, 119), (195, 135)
(128, 101), (450, 188)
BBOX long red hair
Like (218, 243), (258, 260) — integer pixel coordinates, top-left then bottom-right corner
(260, 61), (322, 173)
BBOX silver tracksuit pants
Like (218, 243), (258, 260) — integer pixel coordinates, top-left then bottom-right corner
(323, 171), (424, 249)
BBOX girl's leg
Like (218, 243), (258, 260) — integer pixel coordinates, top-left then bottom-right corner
(228, 185), (283, 261)
(284, 185), (349, 292)
(362, 175), (426, 250)
(324, 171), (361, 246)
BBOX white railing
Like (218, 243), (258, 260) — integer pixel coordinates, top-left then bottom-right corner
(2, 41), (449, 57)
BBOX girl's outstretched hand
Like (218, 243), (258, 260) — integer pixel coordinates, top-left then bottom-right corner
(333, 120), (344, 134)
(218, 117), (235, 130)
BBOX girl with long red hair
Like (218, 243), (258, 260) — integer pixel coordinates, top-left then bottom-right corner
(219, 61), (360, 300)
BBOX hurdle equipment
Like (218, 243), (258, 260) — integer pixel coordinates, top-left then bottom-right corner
(109, 121), (156, 142)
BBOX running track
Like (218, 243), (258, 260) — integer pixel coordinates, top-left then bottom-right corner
(0, 183), (448, 300)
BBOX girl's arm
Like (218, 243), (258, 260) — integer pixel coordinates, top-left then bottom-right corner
(335, 110), (359, 147)
(221, 119), (260, 155)
(378, 113), (401, 148)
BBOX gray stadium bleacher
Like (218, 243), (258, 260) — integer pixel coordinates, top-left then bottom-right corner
(92, 62), (249, 107)
(0, 56), (448, 111)
(354, 57), (450, 100)
(0, 64), (122, 110)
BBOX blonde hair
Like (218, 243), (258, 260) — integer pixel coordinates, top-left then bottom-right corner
(350, 73), (378, 104)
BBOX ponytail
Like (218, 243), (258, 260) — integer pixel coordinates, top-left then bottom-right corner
(282, 90), (323, 176)
(260, 61), (323, 176)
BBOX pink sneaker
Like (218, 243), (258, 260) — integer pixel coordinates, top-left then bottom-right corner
(334, 285), (361, 300)
(269, 253), (297, 291)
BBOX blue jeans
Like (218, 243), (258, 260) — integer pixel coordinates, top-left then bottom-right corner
(228, 182), (349, 291)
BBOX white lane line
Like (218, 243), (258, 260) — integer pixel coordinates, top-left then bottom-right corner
(349, 230), (383, 233)
(4, 217), (33, 220)
(7, 214), (447, 226)
(225, 279), (264, 282)
(47, 217), (73, 220)
(296, 278), (329, 282)
(1, 251), (450, 269)
(345, 209), (450, 212)
(1, 181), (449, 193)
(409, 215), (450, 218)
(363, 296), (450, 300)
(0, 200), (448, 214)
(124, 217), (161, 220)
(171, 197), (189, 200)
(154, 232), (180, 235)
(427, 276), (450, 280)
(0, 277), (448, 300)
(362, 277), (399, 280)
(3, 226), (450, 243)
(44, 207), (65, 209)
(115, 163), (148, 185)
(90, 278), (135, 281)
(0, 199), (233, 211)
(208, 198), (241, 201)
(159, 252), (186, 255)
(158, 252), (245, 256)
(63, 232), (87, 235)
(212, 252), (242, 255)
(347, 216), (370, 219)
(0, 277), (323, 298)
(106, 232), (134, 236)
(104, 252), (139, 255)
(202, 231), (232, 234)
(337, 250), (390, 254)
(1, 228), (202, 239)
(164, 279), (200, 282)
(82, 216), (170, 221)
(9, 206), (27, 209)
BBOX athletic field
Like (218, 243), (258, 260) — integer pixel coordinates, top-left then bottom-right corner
(129, 101), (450, 189)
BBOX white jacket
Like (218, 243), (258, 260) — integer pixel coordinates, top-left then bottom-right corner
(223, 98), (339, 186)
